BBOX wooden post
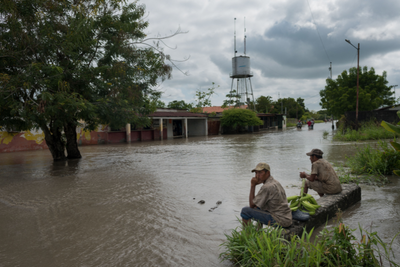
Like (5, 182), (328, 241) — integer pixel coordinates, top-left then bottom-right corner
(126, 123), (131, 143)
(160, 118), (163, 140)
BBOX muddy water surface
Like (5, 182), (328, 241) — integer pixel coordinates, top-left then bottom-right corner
(0, 123), (399, 266)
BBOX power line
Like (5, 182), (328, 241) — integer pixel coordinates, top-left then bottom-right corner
(306, 0), (331, 62)
(349, 53), (357, 71)
(304, 94), (320, 101)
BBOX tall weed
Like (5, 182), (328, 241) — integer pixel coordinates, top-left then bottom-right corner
(334, 121), (398, 141)
(346, 141), (400, 175)
(220, 216), (400, 266)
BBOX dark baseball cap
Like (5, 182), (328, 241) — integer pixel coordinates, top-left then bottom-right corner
(306, 149), (323, 157)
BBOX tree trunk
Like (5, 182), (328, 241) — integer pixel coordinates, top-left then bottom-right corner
(41, 122), (66, 161)
(64, 121), (82, 159)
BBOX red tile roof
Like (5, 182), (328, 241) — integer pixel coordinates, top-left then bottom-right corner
(149, 111), (207, 117)
(202, 105), (248, 113)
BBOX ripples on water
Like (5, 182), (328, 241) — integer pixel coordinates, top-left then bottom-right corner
(0, 123), (399, 266)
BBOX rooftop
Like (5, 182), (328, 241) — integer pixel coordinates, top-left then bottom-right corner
(202, 105), (248, 113)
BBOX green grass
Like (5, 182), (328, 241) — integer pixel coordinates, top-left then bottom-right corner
(286, 122), (297, 127)
(346, 141), (400, 176)
(336, 167), (390, 186)
(334, 121), (398, 141)
(220, 214), (399, 266)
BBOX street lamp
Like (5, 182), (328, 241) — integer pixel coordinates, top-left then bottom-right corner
(345, 39), (360, 130)
(393, 85), (398, 104)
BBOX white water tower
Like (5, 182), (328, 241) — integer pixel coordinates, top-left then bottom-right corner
(229, 18), (255, 110)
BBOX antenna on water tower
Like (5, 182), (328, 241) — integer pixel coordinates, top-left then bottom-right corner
(244, 17), (246, 56)
(234, 18), (237, 57)
(229, 17), (255, 111)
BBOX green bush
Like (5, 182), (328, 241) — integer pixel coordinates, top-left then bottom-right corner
(220, 108), (263, 128)
(346, 141), (400, 175)
(381, 111), (400, 176)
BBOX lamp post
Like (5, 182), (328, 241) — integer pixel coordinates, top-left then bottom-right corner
(394, 85), (398, 104)
(345, 39), (360, 130)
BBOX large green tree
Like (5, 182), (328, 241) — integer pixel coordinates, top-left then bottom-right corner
(271, 97), (305, 118)
(0, 0), (180, 160)
(320, 66), (395, 118)
(167, 100), (193, 110)
(255, 95), (273, 113)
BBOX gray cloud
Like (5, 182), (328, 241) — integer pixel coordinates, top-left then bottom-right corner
(142, 0), (400, 111)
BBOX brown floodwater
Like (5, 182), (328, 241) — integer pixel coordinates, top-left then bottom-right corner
(0, 123), (399, 266)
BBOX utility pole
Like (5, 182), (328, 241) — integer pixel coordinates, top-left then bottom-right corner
(356, 43), (360, 130)
(394, 85), (398, 104)
(345, 39), (360, 130)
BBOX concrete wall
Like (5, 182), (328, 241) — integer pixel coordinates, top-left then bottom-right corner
(284, 184), (361, 239)
(77, 125), (108, 145)
(108, 132), (126, 143)
(0, 130), (48, 152)
(141, 130), (154, 141)
(1, 124), (109, 153)
(0, 125), (168, 153)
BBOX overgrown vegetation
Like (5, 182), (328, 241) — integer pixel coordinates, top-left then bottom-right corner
(381, 111), (400, 176)
(334, 121), (398, 141)
(346, 141), (400, 176)
(220, 109), (263, 129)
(220, 214), (399, 267)
(335, 165), (390, 186)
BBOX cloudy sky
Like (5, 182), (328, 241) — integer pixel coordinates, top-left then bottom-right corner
(140, 0), (400, 111)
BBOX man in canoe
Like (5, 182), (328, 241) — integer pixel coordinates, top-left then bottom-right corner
(240, 163), (292, 228)
(299, 148), (342, 197)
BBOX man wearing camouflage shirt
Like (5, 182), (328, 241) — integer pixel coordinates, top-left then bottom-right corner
(299, 148), (342, 197)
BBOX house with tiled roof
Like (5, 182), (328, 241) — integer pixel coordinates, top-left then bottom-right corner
(149, 108), (208, 139)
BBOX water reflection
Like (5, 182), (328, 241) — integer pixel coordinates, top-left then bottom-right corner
(49, 159), (81, 177)
(0, 123), (399, 266)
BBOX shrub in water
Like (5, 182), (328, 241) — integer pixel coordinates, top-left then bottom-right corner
(381, 111), (400, 175)
(346, 140), (400, 175)
(334, 120), (398, 141)
(220, 217), (399, 266)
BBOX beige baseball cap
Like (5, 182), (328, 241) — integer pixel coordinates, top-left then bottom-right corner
(306, 148), (323, 157)
(251, 162), (270, 172)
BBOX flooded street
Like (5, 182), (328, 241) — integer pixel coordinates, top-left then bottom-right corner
(1, 123), (399, 266)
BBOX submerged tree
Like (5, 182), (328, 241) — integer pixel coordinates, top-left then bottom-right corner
(0, 0), (184, 160)
(320, 66), (395, 118)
